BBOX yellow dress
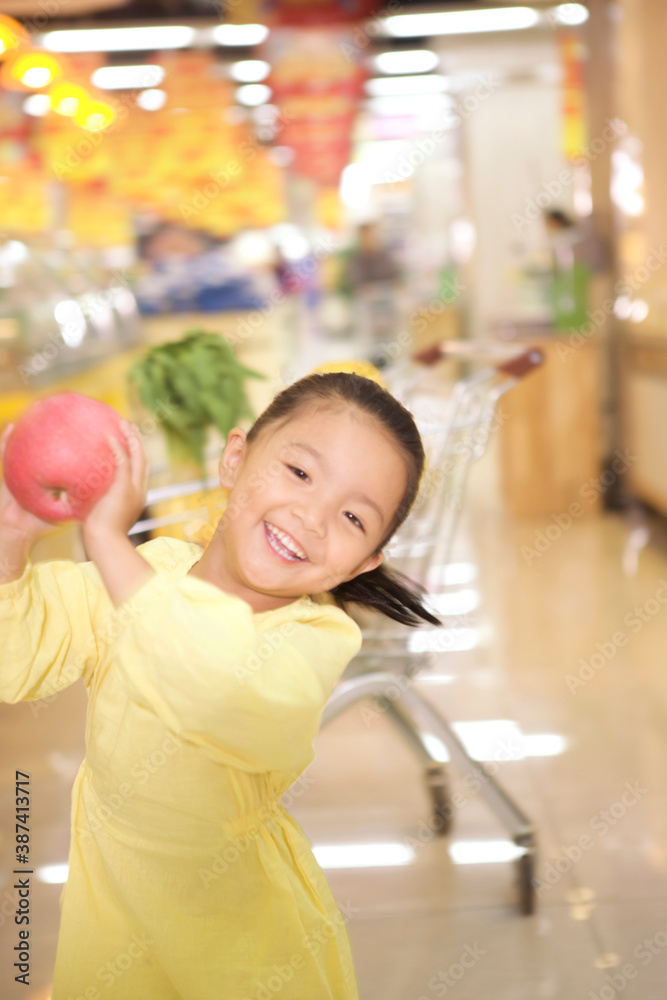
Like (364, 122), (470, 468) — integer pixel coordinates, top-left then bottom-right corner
(0, 536), (363, 999)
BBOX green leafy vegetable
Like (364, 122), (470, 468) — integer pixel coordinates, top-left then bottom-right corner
(127, 329), (265, 473)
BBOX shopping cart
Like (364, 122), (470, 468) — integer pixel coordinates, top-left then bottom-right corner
(320, 340), (544, 915)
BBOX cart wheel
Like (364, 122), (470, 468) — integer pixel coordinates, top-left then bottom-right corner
(424, 764), (453, 837)
(516, 849), (536, 915)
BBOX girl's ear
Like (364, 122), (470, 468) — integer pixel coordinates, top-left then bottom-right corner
(219, 427), (247, 489)
(351, 549), (383, 578)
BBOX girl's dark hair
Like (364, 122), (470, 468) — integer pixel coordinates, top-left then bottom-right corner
(246, 372), (439, 627)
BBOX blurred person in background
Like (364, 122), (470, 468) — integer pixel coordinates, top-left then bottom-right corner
(343, 222), (403, 367)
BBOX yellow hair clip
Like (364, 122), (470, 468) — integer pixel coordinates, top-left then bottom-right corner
(309, 359), (389, 390)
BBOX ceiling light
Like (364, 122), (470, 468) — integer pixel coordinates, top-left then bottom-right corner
(236, 83), (271, 106)
(5, 52), (63, 90)
(137, 88), (167, 111)
(92, 64), (165, 90)
(40, 25), (195, 53)
(74, 99), (116, 132)
(50, 83), (90, 117)
(23, 93), (51, 116)
(550, 3), (589, 25)
(213, 23), (269, 46)
(365, 94), (453, 118)
(365, 74), (449, 97)
(23, 66), (53, 88)
(383, 7), (540, 38)
(373, 50), (439, 75)
(0, 14), (28, 58)
(230, 59), (270, 83)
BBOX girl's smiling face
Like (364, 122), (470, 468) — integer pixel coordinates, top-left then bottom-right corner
(201, 404), (408, 612)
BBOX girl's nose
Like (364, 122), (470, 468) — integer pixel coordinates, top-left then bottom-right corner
(292, 504), (326, 538)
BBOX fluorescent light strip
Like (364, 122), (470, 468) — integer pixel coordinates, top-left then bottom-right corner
(92, 65), (165, 90)
(230, 59), (270, 83)
(313, 843), (415, 869)
(383, 7), (540, 38)
(40, 25), (195, 52)
(236, 84), (272, 106)
(366, 74), (449, 97)
(374, 50), (439, 75)
(213, 23), (269, 46)
(365, 94), (453, 118)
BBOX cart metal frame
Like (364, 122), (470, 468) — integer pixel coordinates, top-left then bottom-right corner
(320, 341), (544, 915)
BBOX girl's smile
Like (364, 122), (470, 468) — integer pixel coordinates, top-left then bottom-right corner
(263, 520), (308, 562)
(188, 405), (408, 613)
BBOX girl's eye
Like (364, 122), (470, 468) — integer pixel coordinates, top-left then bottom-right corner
(288, 465), (309, 482)
(344, 511), (364, 531)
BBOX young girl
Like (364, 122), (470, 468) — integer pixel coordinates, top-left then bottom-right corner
(0, 372), (438, 1000)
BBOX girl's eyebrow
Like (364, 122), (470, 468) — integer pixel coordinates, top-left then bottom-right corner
(287, 441), (384, 522)
(287, 440), (326, 467)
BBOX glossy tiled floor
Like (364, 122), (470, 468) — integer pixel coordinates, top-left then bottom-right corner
(2, 316), (667, 998)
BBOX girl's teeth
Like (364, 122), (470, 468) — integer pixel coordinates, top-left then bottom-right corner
(266, 522), (306, 560)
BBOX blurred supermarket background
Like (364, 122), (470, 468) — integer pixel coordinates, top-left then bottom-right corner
(3, 0), (667, 997)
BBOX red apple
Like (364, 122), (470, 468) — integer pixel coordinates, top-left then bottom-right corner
(2, 392), (130, 522)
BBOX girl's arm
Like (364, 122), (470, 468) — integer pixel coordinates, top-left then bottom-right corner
(0, 424), (56, 585)
(82, 422), (155, 607)
(0, 426), (111, 703)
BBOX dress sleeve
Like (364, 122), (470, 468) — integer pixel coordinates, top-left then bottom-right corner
(113, 573), (362, 773)
(0, 557), (111, 703)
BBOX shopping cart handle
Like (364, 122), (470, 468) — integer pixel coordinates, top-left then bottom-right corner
(413, 340), (544, 378)
(413, 344), (445, 365)
(496, 348), (544, 379)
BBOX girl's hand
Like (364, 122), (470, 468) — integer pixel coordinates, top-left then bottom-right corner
(83, 421), (149, 543)
(0, 424), (56, 542)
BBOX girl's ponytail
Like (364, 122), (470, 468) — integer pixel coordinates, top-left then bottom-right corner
(331, 565), (440, 627)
